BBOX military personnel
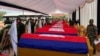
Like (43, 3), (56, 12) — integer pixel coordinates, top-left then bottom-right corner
(69, 18), (73, 26)
(16, 18), (25, 41)
(87, 19), (98, 55)
(26, 18), (35, 33)
(4, 17), (12, 25)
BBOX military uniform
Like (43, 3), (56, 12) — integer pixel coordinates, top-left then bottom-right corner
(87, 25), (97, 54)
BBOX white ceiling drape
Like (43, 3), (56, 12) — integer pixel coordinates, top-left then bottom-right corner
(0, 0), (94, 14)
(80, 0), (94, 8)
(0, 5), (23, 12)
(86, 0), (94, 3)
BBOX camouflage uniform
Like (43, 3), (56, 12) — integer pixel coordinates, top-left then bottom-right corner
(87, 25), (97, 54)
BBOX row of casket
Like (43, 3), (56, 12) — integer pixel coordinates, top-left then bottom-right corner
(18, 20), (93, 56)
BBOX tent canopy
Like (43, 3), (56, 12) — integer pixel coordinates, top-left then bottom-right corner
(0, 0), (94, 14)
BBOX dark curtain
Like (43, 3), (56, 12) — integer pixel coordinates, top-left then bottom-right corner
(97, 0), (100, 34)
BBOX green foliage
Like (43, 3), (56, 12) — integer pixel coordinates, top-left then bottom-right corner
(52, 15), (68, 19)
(60, 15), (68, 19)
(51, 16), (55, 19)
(0, 11), (6, 21)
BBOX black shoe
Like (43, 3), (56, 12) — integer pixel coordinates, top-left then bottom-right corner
(93, 50), (96, 55)
(14, 53), (16, 56)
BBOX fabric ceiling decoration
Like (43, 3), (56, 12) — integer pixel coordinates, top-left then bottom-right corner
(53, 0), (86, 13)
(0, 5), (23, 12)
(0, 0), (94, 14)
(80, 0), (94, 8)
(86, 0), (94, 3)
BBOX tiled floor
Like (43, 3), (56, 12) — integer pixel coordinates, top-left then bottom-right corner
(94, 51), (100, 56)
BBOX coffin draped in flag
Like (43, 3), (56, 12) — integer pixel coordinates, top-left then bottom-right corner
(8, 20), (17, 56)
(18, 34), (88, 54)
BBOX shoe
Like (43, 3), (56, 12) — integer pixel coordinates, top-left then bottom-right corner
(93, 50), (96, 55)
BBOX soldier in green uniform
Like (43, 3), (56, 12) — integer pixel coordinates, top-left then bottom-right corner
(87, 19), (98, 55)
